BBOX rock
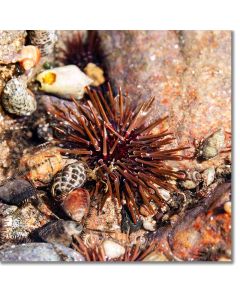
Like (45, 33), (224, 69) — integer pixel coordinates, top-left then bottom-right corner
(0, 31), (26, 64)
(0, 243), (85, 262)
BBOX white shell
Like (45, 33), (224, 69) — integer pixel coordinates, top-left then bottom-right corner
(36, 65), (93, 100)
(142, 216), (156, 232)
(224, 201), (231, 215)
(102, 240), (125, 259)
(202, 167), (215, 186)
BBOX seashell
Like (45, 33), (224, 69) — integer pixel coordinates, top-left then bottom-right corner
(84, 63), (105, 87)
(201, 129), (225, 160)
(0, 243), (85, 262)
(202, 167), (215, 186)
(34, 220), (83, 247)
(51, 161), (86, 198)
(18, 45), (41, 71)
(102, 240), (125, 259)
(36, 65), (93, 100)
(27, 30), (57, 56)
(0, 179), (36, 206)
(180, 170), (201, 190)
(223, 201), (231, 215)
(61, 188), (90, 223)
(142, 216), (157, 232)
(19, 147), (64, 186)
(2, 77), (37, 116)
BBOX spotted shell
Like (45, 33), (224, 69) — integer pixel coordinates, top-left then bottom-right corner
(61, 188), (90, 223)
(2, 77), (37, 116)
(34, 220), (83, 247)
(51, 161), (86, 198)
(27, 30), (57, 56)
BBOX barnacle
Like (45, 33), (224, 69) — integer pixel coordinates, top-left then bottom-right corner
(48, 84), (190, 223)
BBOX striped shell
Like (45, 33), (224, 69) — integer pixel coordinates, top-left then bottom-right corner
(51, 162), (86, 198)
(2, 77), (37, 116)
(27, 30), (57, 56)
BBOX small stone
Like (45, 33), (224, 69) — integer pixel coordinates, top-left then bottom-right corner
(223, 201), (231, 215)
(102, 240), (125, 259)
(142, 216), (157, 231)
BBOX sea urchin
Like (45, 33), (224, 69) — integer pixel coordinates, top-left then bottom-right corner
(48, 84), (190, 223)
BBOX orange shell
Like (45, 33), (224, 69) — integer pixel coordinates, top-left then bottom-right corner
(61, 188), (90, 223)
(18, 45), (41, 71)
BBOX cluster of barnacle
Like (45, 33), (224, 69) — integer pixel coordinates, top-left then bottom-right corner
(0, 30), (231, 261)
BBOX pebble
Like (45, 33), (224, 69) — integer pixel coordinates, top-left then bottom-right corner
(102, 240), (125, 259)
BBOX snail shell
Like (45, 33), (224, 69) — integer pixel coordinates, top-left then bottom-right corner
(27, 30), (57, 56)
(0, 179), (36, 206)
(51, 161), (86, 198)
(201, 129), (225, 160)
(2, 77), (37, 116)
(36, 65), (93, 100)
(19, 147), (64, 186)
(61, 188), (90, 223)
(34, 220), (83, 247)
(18, 45), (41, 71)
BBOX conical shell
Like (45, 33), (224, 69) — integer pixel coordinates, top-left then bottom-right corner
(36, 65), (93, 99)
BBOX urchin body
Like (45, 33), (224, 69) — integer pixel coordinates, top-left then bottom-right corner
(49, 85), (189, 223)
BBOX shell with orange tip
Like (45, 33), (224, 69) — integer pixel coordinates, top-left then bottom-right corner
(18, 45), (41, 71)
(36, 65), (93, 99)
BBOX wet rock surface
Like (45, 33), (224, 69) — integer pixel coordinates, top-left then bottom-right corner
(0, 243), (85, 262)
(0, 31), (231, 262)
